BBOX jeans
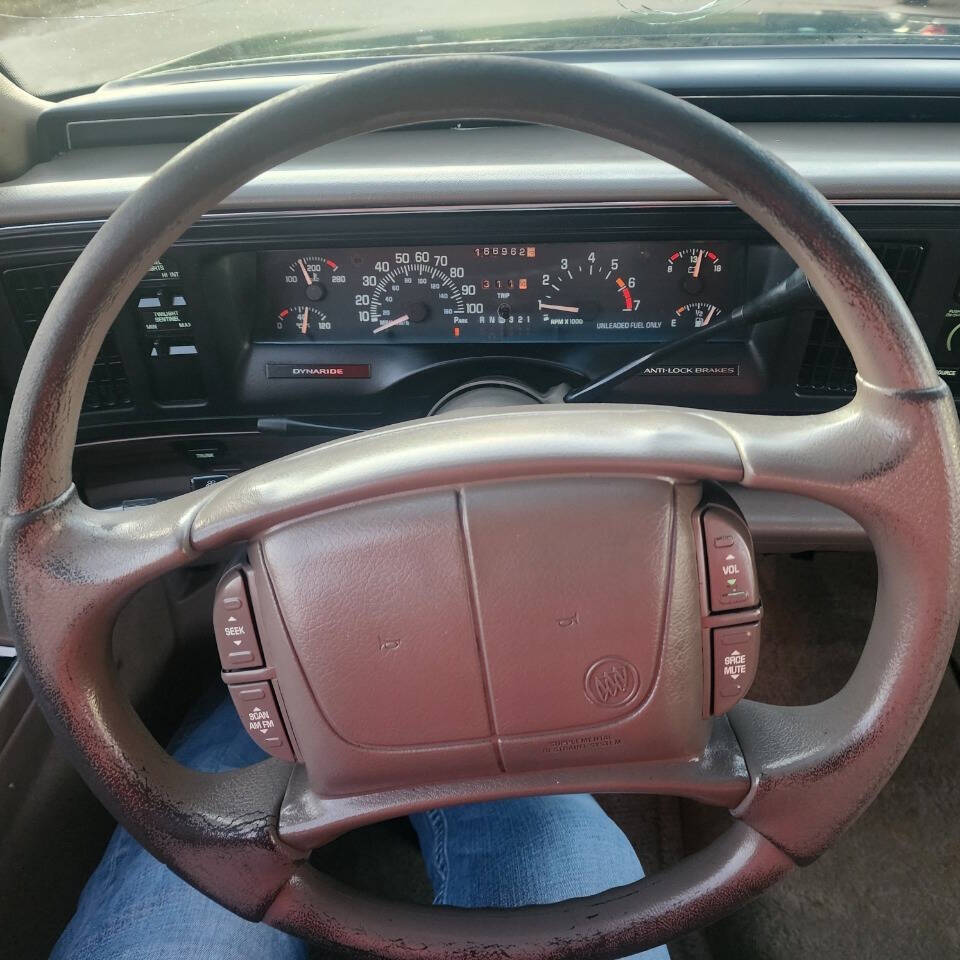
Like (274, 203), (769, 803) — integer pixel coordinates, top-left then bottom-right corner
(53, 692), (671, 960)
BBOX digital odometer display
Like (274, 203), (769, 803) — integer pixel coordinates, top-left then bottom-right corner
(257, 241), (744, 344)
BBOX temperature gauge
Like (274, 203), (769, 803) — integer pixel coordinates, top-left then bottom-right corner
(275, 305), (332, 339)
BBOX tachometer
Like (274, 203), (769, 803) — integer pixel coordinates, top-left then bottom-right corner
(538, 254), (637, 330)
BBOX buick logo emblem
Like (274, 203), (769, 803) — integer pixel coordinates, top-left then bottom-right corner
(584, 657), (640, 707)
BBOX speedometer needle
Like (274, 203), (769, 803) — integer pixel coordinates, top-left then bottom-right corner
(539, 300), (580, 314)
(372, 314), (410, 334)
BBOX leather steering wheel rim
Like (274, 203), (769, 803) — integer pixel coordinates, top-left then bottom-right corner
(3, 56), (960, 959)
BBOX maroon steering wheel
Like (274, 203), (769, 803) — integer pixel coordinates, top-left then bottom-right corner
(2, 55), (959, 958)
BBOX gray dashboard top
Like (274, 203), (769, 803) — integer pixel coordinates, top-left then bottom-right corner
(2, 121), (960, 228)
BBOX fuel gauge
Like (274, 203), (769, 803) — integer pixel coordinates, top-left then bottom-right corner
(671, 301), (721, 333)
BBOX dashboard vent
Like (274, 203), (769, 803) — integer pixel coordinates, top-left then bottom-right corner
(796, 242), (925, 396)
(2, 263), (132, 413)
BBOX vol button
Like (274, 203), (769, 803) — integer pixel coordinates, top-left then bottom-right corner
(702, 508), (759, 611)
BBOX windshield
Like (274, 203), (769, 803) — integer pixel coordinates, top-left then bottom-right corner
(3, 0), (960, 98)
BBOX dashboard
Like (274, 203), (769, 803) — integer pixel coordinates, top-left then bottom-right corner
(3, 205), (960, 458)
(1, 90), (960, 534)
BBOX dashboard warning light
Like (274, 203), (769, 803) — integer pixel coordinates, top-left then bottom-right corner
(519, 278), (528, 290)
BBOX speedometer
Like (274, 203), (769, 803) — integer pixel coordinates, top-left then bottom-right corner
(360, 253), (485, 339)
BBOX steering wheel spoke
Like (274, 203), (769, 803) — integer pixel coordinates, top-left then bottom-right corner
(700, 378), (955, 519)
(2, 488), (200, 655)
(189, 404), (746, 550)
(277, 716), (750, 852)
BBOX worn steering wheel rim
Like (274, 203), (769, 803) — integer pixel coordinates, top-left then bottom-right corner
(3, 56), (960, 959)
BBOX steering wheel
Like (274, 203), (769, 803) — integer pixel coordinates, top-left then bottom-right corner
(3, 56), (959, 958)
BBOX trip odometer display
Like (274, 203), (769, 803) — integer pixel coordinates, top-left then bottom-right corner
(257, 241), (743, 343)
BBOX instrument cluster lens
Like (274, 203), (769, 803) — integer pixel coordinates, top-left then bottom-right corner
(257, 242), (743, 343)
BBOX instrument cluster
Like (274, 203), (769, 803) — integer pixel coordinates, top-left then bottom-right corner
(257, 241), (745, 344)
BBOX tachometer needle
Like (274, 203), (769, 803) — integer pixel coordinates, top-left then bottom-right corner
(298, 259), (312, 285)
(372, 314), (410, 334)
(539, 300), (580, 314)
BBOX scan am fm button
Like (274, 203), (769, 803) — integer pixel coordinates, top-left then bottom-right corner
(265, 362), (371, 379)
(228, 681), (295, 762)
